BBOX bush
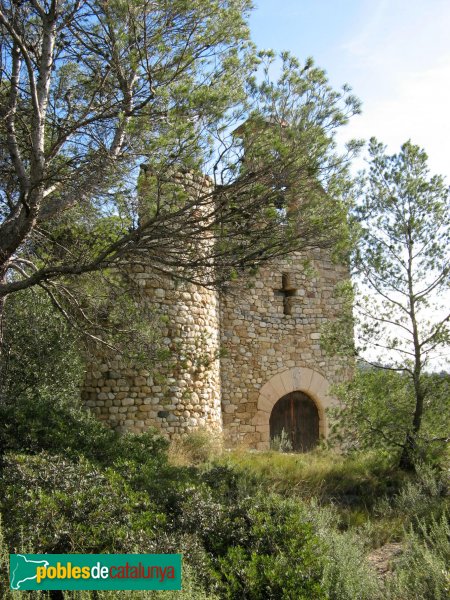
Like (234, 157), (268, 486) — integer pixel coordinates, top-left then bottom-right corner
(1, 343), (173, 471)
(0, 286), (166, 463)
(1, 542), (214, 600)
(0, 288), (84, 458)
(0, 288), (83, 403)
(270, 428), (293, 453)
(387, 514), (450, 600)
(392, 463), (448, 524)
(321, 529), (382, 600)
(374, 462), (449, 534)
(0, 391), (118, 462)
(330, 368), (450, 464)
(1, 460), (216, 599)
(0, 453), (166, 554)
(175, 487), (326, 599)
(169, 429), (223, 466)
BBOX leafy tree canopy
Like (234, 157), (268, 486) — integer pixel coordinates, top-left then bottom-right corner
(0, 0), (360, 309)
(324, 139), (450, 468)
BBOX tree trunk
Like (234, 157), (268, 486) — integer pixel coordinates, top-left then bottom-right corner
(0, 266), (7, 470)
(399, 432), (417, 471)
(399, 229), (424, 472)
(399, 371), (424, 471)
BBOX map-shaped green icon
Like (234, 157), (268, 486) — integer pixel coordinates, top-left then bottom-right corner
(10, 554), (49, 590)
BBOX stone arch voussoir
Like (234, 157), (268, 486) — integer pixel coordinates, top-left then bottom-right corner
(253, 367), (336, 450)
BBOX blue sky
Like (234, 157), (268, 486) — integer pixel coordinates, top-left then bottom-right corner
(250, 0), (450, 178)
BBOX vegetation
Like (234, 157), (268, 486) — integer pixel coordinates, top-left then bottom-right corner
(0, 0), (359, 360)
(354, 141), (450, 469)
(0, 291), (448, 599)
(323, 139), (450, 470)
(0, 3), (448, 600)
(328, 368), (450, 466)
(1, 145), (448, 599)
(1, 408), (448, 599)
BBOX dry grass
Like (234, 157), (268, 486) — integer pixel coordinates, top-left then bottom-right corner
(217, 448), (405, 506)
(168, 428), (223, 466)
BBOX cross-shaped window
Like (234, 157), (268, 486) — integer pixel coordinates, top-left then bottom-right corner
(275, 273), (297, 316)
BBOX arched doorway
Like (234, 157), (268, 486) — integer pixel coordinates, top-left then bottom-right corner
(269, 391), (319, 452)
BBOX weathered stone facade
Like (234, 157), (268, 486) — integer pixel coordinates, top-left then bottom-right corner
(83, 171), (351, 449)
(82, 273), (223, 439)
(83, 172), (223, 440)
(220, 249), (350, 449)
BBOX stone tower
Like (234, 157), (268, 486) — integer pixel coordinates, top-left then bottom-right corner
(219, 249), (350, 450)
(82, 170), (223, 440)
(83, 136), (351, 450)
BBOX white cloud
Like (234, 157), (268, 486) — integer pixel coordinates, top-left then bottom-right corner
(341, 56), (450, 179)
(342, 0), (390, 58)
(336, 1), (450, 179)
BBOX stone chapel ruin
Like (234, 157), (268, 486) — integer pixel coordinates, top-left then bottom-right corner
(82, 123), (351, 451)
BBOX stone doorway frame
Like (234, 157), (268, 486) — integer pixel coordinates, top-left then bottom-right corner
(253, 367), (335, 450)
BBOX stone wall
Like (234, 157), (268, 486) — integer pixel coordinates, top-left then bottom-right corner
(82, 170), (352, 447)
(219, 247), (351, 449)
(82, 172), (223, 440)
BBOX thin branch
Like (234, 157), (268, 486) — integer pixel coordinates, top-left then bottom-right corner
(4, 43), (29, 198)
(0, 9), (39, 114)
(358, 357), (414, 376)
(361, 413), (406, 449)
(416, 266), (449, 300)
(419, 312), (450, 349)
(356, 304), (413, 335)
(38, 281), (119, 352)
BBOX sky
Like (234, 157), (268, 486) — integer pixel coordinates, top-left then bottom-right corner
(250, 1), (450, 369)
(250, 0), (450, 179)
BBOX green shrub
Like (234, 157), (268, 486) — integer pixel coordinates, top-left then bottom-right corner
(213, 494), (326, 599)
(0, 287), (169, 467)
(0, 514), (45, 599)
(387, 514), (450, 600)
(1, 356), (172, 470)
(374, 462), (449, 536)
(200, 463), (260, 504)
(0, 514), (11, 597)
(287, 496), (383, 599)
(169, 429), (223, 466)
(392, 463), (448, 524)
(0, 453), (166, 554)
(0, 288), (84, 459)
(0, 288), (83, 402)
(175, 488), (326, 599)
(215, 544), (325, 600)
(330, 369), (450, 464)
(270, 428), (293, 453)
(2, 503), (214, 600)
(321, 529), (382, 600)
(0, 391), (118, 463)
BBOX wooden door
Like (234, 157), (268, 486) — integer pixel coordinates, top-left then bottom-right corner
(269, 391), (319, 452)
